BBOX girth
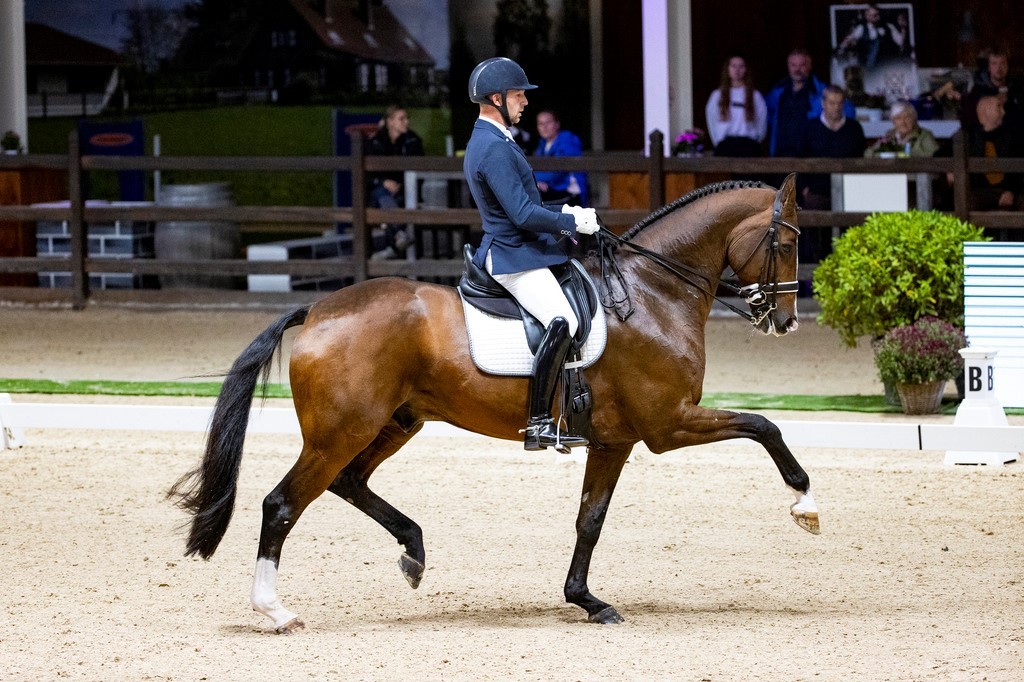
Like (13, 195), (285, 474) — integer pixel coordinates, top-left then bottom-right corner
(458, 244), (598, 354)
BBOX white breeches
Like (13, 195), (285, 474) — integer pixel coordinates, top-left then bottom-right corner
(486, 251), (579, 336)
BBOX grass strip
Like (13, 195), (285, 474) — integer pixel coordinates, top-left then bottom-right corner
(0, 378), (290, 399)
(5, 378), (1020, 415)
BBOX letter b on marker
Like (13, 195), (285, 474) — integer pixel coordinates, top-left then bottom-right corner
(969, 366), (982, 392)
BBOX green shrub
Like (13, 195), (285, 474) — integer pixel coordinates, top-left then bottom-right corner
(813, 210), (987, 346)
(873, 316), (967, 384)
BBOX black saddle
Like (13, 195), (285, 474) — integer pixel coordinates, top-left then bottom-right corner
(458, 244), (599, 354)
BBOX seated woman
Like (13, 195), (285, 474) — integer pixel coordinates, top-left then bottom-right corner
(864, 101), (939, 157)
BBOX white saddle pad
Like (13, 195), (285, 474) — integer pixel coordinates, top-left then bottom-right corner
(460, 296), (607, 376)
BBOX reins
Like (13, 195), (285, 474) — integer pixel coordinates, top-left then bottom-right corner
(594, 191), (801, 325)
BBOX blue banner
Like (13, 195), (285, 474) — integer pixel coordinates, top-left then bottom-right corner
(77, 119), (145, 201)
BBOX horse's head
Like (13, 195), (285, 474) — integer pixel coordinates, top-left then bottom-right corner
(725, 173), (801, 336)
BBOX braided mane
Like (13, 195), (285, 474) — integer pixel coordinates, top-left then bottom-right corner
(619, 179), (769, 241)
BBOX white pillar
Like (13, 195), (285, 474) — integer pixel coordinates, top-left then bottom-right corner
(945, 348), (1019, 466)
(589, 0), (604, 151)
(642, 0), (693, 156)
(641, 0), (670, 156)
(667, 0), (693, 147)
(0, 1), (28, 150)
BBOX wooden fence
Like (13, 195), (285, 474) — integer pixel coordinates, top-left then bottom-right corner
(1, 130), (1022, 308)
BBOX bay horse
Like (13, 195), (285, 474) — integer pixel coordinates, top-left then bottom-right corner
(169, 173), (818, 633)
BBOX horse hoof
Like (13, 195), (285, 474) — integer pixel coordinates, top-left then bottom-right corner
(275, 617), (305, 635)
(588, 606), (625, 624)
(399, 552), (425, 589)
(791, 509), (820, 535)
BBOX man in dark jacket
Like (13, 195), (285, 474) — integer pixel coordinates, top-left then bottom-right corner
(800, 85), (867, 210)
(367, 106), (423, 259)
(765, 48), (856, 157)
(463, 57), (598, 452)
(968, 95), (1023, 210)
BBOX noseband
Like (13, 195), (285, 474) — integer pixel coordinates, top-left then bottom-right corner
(731, 191), (801, 325)
(595, 190), (800, 326)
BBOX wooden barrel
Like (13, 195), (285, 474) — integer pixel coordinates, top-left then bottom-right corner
(154, 183), (240, 289)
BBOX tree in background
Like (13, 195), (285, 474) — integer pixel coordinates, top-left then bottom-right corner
(449, 17), (479, 150)
(120, 1), (192, 75)
(550, 0), (591, 146)
(173, 0), (274, 84)
(494, 0), (552, 84)
(490, 0), (591, 149)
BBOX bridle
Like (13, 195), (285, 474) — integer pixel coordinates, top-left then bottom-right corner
(595, 190), (800, 326)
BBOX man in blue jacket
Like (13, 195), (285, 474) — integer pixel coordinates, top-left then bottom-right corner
(765, 48), (855, 157)
(533, 109), (588, 206)
(463, 57), (599, 452)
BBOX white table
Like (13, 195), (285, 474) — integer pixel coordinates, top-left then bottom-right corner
(403, 170), (467, 209)
(834, 172), (933, 211)
(860, 119), (961, 139)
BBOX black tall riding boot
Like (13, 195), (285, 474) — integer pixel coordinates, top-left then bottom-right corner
(524, 317), (589, 452)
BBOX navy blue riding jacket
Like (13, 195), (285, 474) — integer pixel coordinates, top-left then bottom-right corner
(464, 119), (578, 275)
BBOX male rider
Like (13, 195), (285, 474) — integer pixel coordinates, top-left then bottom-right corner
(463, 57), (599, 451)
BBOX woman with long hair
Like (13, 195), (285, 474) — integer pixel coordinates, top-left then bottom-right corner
(704, 55), (767, 157)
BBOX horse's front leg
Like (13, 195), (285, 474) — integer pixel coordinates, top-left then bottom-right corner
(564, 445), (632, 624)
(653, 406), (819, 534)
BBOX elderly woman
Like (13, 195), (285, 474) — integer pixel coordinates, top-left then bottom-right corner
(865, 101), (940, 157)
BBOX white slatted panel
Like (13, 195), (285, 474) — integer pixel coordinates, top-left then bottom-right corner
(964, 242), (1024, 407)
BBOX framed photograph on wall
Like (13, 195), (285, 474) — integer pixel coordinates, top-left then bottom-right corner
(830, 3), (918, 108)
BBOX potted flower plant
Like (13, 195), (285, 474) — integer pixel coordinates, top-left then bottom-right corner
(873, 317), (967, 414)
(2, 130), (22, 154)
(672, 128), (708, 156)
(870, 132), (908, 158)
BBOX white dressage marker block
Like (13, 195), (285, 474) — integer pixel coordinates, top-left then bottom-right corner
(945, 348), (1020, 466)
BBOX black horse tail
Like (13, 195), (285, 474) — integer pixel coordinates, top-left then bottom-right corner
(167, 305), (310, 559)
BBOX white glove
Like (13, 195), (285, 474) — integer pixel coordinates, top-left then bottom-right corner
(573, 207), (600, 235)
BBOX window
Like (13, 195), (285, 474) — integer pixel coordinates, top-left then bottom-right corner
(375, 64), (388, 92)
(359, 64), (370, 92)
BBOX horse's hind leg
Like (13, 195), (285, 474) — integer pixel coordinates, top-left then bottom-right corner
(250, 445), (347, 634)
(564, 445), (632, 624)
(328, 423), (426, 589)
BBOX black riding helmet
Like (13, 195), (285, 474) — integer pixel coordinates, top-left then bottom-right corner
(468, 57), (537, 127)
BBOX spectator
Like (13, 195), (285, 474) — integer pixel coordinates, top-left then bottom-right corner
(801, 85), (867, 210)
(967, 95), (1023, 211)
(532, 110), (588, 206)
(864, 101), (939, 157)
(367, 105), (424, 259)
(766, 48), (855, 157)
(964, 47), (1024, 134)
(704, 55), (767, 157)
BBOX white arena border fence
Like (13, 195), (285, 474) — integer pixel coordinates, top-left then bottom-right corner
(1, 395), (1021, 464)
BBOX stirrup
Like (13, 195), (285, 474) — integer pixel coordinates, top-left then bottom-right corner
(523, 418), (588, 452)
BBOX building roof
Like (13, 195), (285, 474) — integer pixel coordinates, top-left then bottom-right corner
(288, 0), (434, 66)
(25, 23), (122, 66)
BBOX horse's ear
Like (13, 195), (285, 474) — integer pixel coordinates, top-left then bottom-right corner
(779, 173), (797, 208)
